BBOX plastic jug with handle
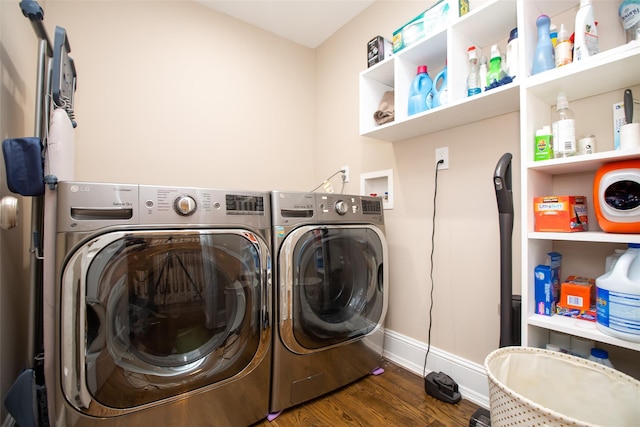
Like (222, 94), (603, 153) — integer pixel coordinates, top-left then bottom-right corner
(595, 243), (640, 343)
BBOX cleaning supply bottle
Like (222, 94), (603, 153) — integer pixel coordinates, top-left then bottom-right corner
(408, 65), (432, 116)
(486, 44), (505, 89)
(479, 56), (487, 92)
(552, 92), (576, 158)
(555, 23), (573, 67)
(606, 248), (626, 272)
(430, 63), (448, 108)
(588, 348), (615, 368)
(596, 242), (640, 343)
(574, 0), (599, 61)
(549, 23), (558, 48)
(534, 125), (553, 161)
(532, 15), (555, 75)
(506, 28), (519, 80)
(466, 46), (481, 97)
(619, 0), (640, 43)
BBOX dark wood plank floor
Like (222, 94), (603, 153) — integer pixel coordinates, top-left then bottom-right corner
(253, 359), (481, 426)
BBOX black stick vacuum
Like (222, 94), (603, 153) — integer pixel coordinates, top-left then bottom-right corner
(494, 152), (520, 348)
(470, 154), (523, 427)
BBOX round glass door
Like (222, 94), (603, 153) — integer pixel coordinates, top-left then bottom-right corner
(290, 226), (384, 350)
(63, 230), (269, 409)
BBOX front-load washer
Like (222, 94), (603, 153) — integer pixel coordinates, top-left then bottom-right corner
(53, 182), (271, 426)
(269, 191), (387, 414)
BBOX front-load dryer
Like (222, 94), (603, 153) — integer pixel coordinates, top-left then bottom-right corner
(53, 182), (271, 426)
(269, 191), (387, 415)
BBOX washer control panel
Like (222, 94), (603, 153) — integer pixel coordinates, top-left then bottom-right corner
(56, 182), (270, 232)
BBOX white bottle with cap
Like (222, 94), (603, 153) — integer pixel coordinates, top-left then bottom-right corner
(552, 92), (576, 158)
(588, 348), (614, 368)
(574, 0), (599, 61)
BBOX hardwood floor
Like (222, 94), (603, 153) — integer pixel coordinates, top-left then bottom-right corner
(253, 359), (481, 426)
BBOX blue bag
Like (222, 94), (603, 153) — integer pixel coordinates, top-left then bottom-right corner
(2, 137), (44, 196)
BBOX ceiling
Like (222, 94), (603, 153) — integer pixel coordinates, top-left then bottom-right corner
(196, 0), (375, 48)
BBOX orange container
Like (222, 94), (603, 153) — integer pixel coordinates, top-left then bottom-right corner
(559, 276), (595, 311)
(533, 196), (588, 232)
(593, 159), (640, 233)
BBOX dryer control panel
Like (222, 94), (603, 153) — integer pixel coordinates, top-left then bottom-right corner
(272, 191), (383, 226)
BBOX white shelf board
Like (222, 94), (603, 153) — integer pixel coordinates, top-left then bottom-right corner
(529, 231), (640, 244)
(524, 41), (640, 105)
(528, 314), (640, 352)
(527, 148), (640, 175)
(361, 83), (519, 142)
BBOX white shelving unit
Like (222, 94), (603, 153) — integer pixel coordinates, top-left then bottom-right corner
(359, 0), (640, 373)
(519, 0), (640, 362)
(359, 0), (519, 142)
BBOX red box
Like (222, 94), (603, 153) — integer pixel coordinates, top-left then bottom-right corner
(534, 196), (588, 232)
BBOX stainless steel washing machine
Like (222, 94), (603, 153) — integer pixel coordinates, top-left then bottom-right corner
(54, 182), (271, 426)
(269, 191), (387, 414)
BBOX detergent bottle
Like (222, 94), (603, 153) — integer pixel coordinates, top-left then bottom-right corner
(430, 63), (448, 108)
(408, 65), (432, 116)
(595, 243), (640, 343)
(531, 15), (555, 75)
(486, 45), (505, 89)
(619, 0), (640, 43)
(574, 0), (599, 61)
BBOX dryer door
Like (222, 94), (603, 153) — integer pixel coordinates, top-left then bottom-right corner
(60, 229), (270, 414)
(278, 225), (387, 354)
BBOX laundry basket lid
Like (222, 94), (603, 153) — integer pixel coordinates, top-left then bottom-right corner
(484, 346), (640, 427)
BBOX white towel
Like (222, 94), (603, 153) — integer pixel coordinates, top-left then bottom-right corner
(45, 108), (75, 181)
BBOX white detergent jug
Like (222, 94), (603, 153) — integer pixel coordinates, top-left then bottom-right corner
(595, 243), (640, 343)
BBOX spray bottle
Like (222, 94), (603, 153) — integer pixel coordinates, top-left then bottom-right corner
(552, 92), (576, 158)
(574, 0), (599, 61)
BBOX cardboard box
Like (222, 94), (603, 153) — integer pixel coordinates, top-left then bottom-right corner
(534, 264), (559, 316)
(559, 276), (595, 311)
(534, 196), (588, 232)
(367, 36), (393, 68)
(392, 0), (469, 53)
(556, 305), (597, 322)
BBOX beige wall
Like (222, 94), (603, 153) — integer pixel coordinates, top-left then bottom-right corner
(1, 0), (522, 417)
(44, 0), (316, 191)
(0, 0), (40, 420)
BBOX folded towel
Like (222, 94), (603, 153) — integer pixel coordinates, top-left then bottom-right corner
(373, 91), (394, 125)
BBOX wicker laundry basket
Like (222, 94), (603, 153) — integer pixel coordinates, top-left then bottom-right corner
(484, 346), (640, 427)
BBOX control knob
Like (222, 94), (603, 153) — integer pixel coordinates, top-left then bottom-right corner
(174, 195), (197, 216)
(335, 200), (348, 215)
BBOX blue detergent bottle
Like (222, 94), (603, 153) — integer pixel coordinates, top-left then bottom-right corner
(532, 15), (555, 75)
(408, 65), (432, 116)
(430, 63), (448, 108)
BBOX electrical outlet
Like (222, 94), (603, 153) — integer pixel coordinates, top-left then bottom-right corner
(435, 147), (449, 170)
(341, 165), (350, 183)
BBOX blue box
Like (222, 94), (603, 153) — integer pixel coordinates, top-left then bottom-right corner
(534, 265), (558, 316)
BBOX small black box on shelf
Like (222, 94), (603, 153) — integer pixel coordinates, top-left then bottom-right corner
(367, 36), (392, 68)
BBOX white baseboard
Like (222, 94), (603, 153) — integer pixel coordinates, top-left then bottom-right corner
(382, 329), (490, 409)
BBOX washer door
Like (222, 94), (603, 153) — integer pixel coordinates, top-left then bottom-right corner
(278, 225), (386, 354)
(60, 229), (270, 413)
